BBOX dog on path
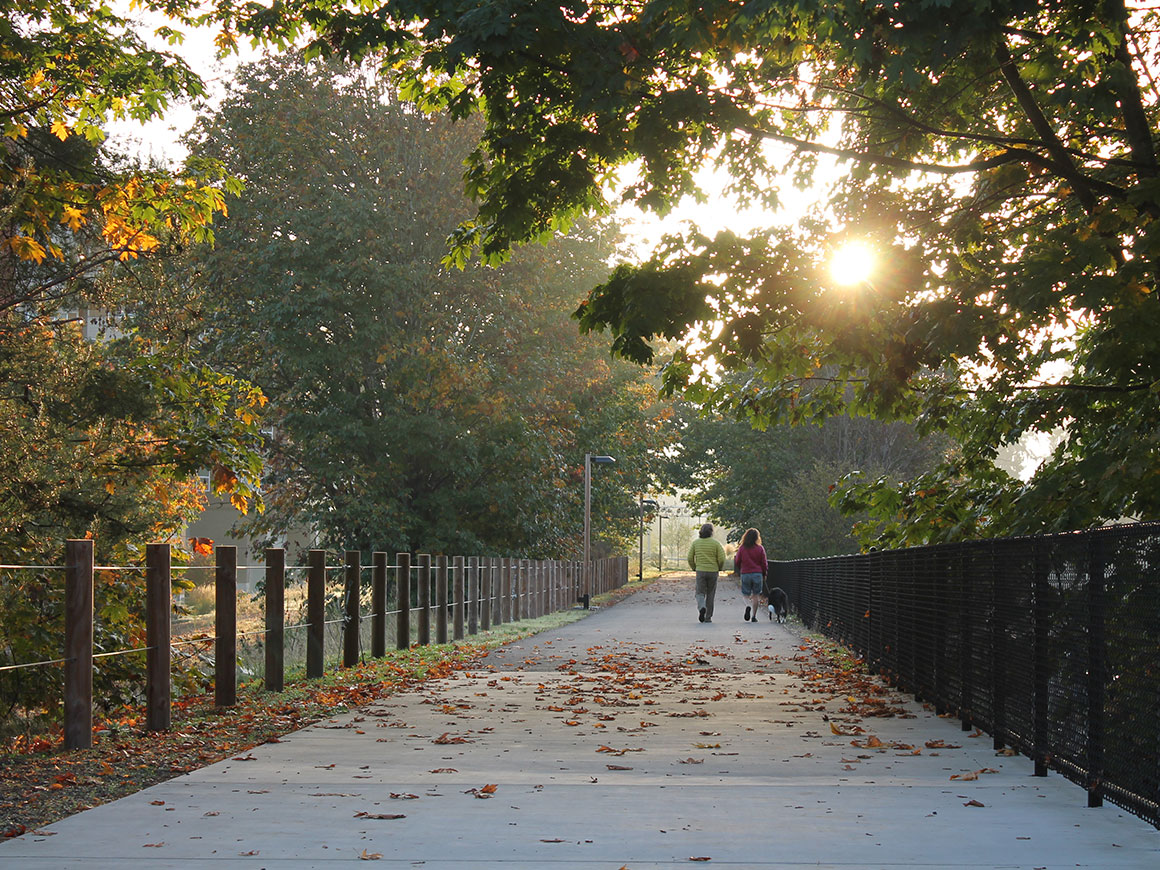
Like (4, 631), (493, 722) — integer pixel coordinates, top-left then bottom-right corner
(766, 586), (788, 623)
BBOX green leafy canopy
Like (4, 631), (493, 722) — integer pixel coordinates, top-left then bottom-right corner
(126, 1), (1160, 544)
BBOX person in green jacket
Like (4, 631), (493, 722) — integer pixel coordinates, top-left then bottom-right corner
(686, 522), (726, 623)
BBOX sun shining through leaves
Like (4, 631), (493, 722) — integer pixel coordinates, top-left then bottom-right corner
(829, 241), (877, 286)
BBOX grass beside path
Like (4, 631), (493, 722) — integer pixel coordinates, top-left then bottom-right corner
(0, 575), (656, 839)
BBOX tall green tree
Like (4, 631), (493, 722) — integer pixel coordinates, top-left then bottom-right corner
(164, 54), (670, 559)
(669, 400), (946, 558)
(190, 0), (1160, 544)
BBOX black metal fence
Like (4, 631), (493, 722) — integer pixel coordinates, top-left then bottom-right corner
(771, 522), (1160, 828)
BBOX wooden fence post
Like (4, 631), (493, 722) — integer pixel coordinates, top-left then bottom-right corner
(480, 557), (492, 631)
(496, 558), (508, 625)
(64, 539), (93, 750)
(512, 559), (522, 622)
(372, 552), (387, 657)
(396, 553), (411, 650)
(265, 548), (285, 692)
(145, 543), (171, 731)
(436, 555), (449, 644)
(307, 549), (326, 678)
(343, 550), (360, 667)
(417, 554), (431, 645)
(215, 545), (237, 707)
(467, 556), (479, 635)
(538, 561), (547, 617)
(547, 561), (555, 614)
(453, 555), (465, 641)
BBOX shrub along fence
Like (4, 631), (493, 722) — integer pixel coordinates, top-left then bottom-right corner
(3, 541), (628, 751)
(771, 521), (1160, 828)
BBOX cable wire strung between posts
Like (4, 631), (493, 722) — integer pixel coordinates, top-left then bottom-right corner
(0, 656), (72, 672)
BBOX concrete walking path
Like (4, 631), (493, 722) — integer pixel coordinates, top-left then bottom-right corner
(2, 573), (1158, 868)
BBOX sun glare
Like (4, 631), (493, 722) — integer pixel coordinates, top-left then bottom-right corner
(829, 241), (876, 286)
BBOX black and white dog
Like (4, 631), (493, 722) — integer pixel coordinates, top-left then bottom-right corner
(766, 586), (788, 623)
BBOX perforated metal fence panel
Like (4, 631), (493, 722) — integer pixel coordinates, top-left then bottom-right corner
(771, 523), (1160, 827)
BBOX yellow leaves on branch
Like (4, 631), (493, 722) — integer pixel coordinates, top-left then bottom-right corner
(6, 169), (231, 265)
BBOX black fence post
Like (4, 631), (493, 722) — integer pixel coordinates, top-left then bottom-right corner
(307, 549), (326, 678)
(145, 543), (171, 732)
(343, 551), (360, 667)
(958, 545), (973, 732)
(214, 546), (237, 707)
(990, 540), (1007, 751)
(64, 539), (94, 750)
(1033, 542), (1050, 777)
(1086, 534), (1106, 807)
(265, 548), (285, 692)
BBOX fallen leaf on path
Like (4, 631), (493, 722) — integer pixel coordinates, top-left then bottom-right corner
(963, 799), (985, 807)
(679, 758), (704, 764)
(925, 740), (961, 749)
(354, 812), (406, 820)
(830, 722), (864, 736)
(390, 793), (419, 800)
(540, 838), (567, 843)
(429, 768), (458, 773)
(606, 764), (633, 770)
(359, 849), (384, 859)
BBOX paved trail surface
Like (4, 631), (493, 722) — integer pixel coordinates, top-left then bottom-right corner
(3, 574), (1157, 868)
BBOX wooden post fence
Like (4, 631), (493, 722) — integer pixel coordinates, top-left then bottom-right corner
(64, 539), (93, 750)
(343, 550), (360, 667)
(372, 552), (388, 657)
(265, 547), (285, 692)
(436, 554), (449, 644)
(307, 549), (325, 679)
(145, 543), (171, 731)
(453, 555), (465, 641)
(396, 552), (411, 650)
(49, 543), (625, 755)
(214, 545), (237, 707)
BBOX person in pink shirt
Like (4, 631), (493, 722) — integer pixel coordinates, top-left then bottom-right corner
(734, 528), (768, 623)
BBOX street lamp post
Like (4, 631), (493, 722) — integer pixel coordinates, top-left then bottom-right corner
(583, 453), (616, 599)
(657, 512), (665, 570)
(639, 497), (659, 580)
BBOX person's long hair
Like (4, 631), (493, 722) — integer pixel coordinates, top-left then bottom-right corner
(740, 528), (761, 548)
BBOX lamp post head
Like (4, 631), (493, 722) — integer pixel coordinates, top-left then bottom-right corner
(589, 455), (616, 465)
